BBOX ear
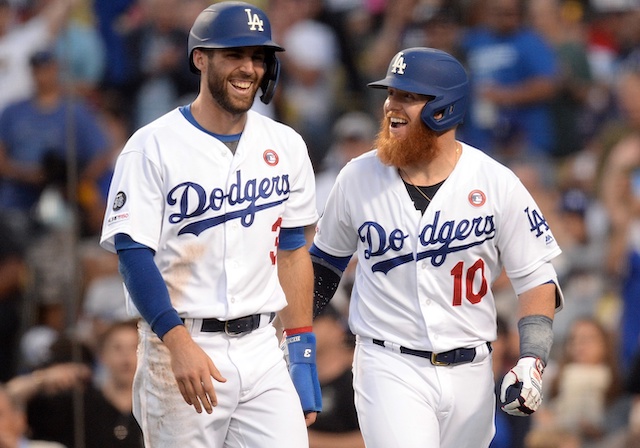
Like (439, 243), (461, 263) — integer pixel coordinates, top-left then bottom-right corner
(192, 48), (209, 74)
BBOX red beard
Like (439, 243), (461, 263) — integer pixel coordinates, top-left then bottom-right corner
(375, 116), (439, 168)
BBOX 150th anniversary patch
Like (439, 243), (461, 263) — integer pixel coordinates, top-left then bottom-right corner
(113, 191), (127, 211)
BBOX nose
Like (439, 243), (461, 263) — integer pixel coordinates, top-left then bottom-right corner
(237, 56), (257, 74)
(384, 96), (401, 114)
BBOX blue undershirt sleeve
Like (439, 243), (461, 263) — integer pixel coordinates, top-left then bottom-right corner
(114, 233), (182, 339)
(309, 243), (351, 272)
(278, 227), (307, 251)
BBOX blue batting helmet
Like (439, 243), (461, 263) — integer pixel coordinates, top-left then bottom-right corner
(368, 47), (469, 132)
(188, 1), (284, 104)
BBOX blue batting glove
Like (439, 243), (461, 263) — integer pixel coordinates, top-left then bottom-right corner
(283, 332), (322, 414)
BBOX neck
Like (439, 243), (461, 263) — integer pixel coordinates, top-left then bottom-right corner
(35, 89), (62, 110)
(400, 137), (461, 186)
(191, 96), (248, 135)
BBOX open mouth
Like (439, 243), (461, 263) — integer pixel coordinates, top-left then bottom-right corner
(230, 80), (253, 93)
(390, 117), (408, 128)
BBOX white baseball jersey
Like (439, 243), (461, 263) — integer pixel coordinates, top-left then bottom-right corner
(314, 142), (562, 352)
(100, 108), (318, 320)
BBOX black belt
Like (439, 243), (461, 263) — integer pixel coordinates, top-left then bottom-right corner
(183, 312), (276, 335)
(372, 339), (491, 366)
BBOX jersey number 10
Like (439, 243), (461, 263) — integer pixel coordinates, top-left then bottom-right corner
(450, 259), (487, 306)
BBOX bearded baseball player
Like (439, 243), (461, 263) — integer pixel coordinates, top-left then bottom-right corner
(310, 47), (564, 448)
(100, 2), (321, 447)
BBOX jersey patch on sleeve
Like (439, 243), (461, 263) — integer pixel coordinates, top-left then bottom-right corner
(113, 191), (127, 211)
(524, 206), (551, 240)
(107, 212), (130, 225)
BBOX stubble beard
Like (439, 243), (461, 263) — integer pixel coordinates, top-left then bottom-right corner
(375, 116), (439, 168)
(207, 67), (257, 115)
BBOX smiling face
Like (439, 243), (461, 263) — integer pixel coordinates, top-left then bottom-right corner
(565, 319), (609, 366)
(199, 46), (267, 115)
(375, 87), (439, 168)
(98, 321), (139, 388)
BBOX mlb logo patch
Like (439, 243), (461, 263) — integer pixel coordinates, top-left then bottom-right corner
(263, 149), (279, 166)
(468, 190), (486, 207)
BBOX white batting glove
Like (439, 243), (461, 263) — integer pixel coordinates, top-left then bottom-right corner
(499, 357), (544, 416)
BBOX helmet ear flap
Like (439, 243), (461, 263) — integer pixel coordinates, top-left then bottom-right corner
(420, 96), (468, 132)
(259, 53), (280, 104)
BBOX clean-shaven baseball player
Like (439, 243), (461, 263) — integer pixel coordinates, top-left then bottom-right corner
(99, 3), (321, 447)
(310, 47), (564, 448)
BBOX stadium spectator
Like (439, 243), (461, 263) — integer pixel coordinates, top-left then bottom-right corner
(0, 47), (112, 238)
(0, 383), (66, 448)
(527, 0), (595, 160)
(269, 0), (341, 169)
(26, 320), (143, 448)
(459, 0), (559, 165)
(536, 317), (630, 447)
(0, 0), (75, 112)
(315, 110), (377, 216)
(121, 0), (199, 129)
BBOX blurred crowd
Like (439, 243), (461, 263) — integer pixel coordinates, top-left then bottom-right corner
(0, 0), (639, 447)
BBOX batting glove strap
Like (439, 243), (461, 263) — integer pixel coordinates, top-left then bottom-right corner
(500, 357), (544, 417)
(284, 332), (322, 414)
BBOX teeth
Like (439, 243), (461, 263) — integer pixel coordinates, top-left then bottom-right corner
(390, 117), (407, 124)
(232, 81), (251, 89)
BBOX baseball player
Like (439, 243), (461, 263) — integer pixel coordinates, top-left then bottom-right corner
(100, 3), (321, 447)
(310, 47), (564, 448)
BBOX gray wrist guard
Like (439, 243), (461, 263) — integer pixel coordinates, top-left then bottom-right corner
(518, 314), (553, 366)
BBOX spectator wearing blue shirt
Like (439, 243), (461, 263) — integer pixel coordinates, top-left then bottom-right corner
(459, 0), (558, 165)
(0, 48), (112, 238)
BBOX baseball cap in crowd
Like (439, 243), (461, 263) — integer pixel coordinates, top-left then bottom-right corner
(560, 188), (590, 216)
(333, 111), (377, 142)
(29, 48), (57, 67)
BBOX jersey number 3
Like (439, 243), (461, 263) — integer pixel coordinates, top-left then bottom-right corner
(269, 217), (282, 265)
(450, 259), (487, 306)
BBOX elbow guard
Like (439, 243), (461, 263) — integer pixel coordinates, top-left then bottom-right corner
(311, 258), (343, 319)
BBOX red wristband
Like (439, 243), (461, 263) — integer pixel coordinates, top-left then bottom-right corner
(284, 326), (313, 337)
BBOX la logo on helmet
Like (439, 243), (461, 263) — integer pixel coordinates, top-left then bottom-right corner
(391, 54), (407, 75)
(245, 8), (264, 31)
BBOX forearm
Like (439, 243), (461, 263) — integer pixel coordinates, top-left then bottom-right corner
(0, 161), (44, 185)
(44, 0), (75, 37)
(115, 235), (182, 339)
(517, 282), (556, 320)
(488, 78), (557, 106)
(6, 362), (91, 404)
(277, 245), (314, 329)
(309, 244), (351, 318)
(517, 283), (557, 365)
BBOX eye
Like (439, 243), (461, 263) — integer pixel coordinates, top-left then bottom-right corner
(252, 52), (266, 63)
(222, 50), (243, 59)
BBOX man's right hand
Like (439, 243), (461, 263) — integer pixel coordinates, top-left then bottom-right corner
(163, 325), (227, 414)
